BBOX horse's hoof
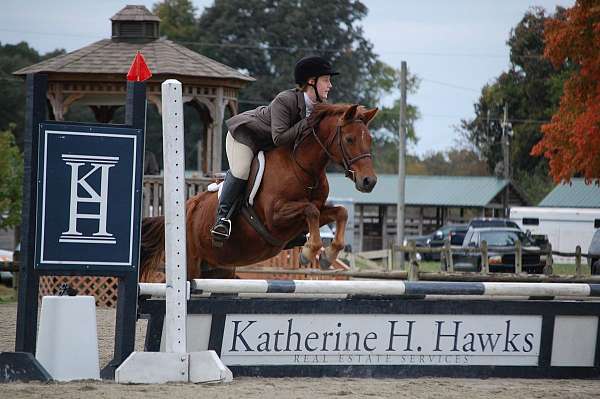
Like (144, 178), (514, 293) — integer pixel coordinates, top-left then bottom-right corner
(319, 256), (332, 270)
(299, 252), (311, 266)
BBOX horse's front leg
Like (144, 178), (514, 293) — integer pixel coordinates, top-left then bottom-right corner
(273, 201), (323, 266)
(318, 205), (348, 269)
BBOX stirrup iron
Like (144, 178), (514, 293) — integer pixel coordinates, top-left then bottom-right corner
(211, 218), (232, 240)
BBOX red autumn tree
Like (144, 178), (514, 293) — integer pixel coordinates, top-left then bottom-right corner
(531, 0), (600, 183)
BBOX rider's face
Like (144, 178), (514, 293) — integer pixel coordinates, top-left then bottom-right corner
(308, 75), (332, 100)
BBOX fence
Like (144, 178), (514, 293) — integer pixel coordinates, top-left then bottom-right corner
(143, 175), (214, 217)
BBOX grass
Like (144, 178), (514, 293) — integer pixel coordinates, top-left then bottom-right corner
(351, 257), (592, 276)
(0, 284), (17, 303)
(418, 261), (590, 275)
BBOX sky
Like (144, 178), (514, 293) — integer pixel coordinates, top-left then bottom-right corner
(1, 0), (574, 156)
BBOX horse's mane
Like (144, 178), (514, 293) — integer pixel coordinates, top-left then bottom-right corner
(307, 103), (363, 129)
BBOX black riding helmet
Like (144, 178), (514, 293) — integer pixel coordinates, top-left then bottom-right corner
(294, 55), (339, 102)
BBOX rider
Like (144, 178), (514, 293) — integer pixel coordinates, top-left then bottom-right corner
(210, 55), (339, 242)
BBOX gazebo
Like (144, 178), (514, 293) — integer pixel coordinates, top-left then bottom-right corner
(14, 4), (254, 174)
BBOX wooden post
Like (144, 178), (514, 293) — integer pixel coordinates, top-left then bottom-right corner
(544, 242), (554, 275)
(358, 204), (364, 253)
(381, 206), (388, 251)
(408, 240), (418, 281)
(481, 240), (489, 274)
(515, 240), (522, 274)
(447, 238), (454, 273)
(575, 245), (582, 276)
(441, 237), (448, 271)
(387, 241), (394, 272)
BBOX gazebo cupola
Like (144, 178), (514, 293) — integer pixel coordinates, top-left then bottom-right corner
(111, 5), (160, 42)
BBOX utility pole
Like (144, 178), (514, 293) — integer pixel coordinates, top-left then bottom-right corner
(501, 103), (510, 218)
(397, 61), (407, 269)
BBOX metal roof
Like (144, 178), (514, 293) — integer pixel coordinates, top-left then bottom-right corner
(327, 174), (511, 207)
(13, 38), (254, 83)
(539, 178), (600, 208)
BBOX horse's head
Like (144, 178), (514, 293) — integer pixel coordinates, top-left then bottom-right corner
(310, 104), (378, 193)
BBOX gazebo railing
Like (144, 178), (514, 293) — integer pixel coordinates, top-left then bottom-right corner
(142, 175), (214, 217)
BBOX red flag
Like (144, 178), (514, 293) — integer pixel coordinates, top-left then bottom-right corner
(127, 51), (152, 82)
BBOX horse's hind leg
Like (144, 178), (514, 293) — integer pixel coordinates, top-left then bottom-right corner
(318, 205), (348, 270)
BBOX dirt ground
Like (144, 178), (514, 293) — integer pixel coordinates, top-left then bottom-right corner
(1, 302), (600, 399)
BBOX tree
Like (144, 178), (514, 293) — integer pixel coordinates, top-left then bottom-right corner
(0, 127), (23, 229)
(459, 6), (568, 203)
(531, 0), (600, 183)
(153, 0), (200, 42)
(174, 0), (396, 107)
(407, 149), (489, 176)
(0, 42), (65, 150)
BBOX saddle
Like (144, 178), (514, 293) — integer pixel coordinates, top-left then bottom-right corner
(208, 151), (306, 249)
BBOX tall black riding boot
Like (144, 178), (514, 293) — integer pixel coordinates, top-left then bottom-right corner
(211, 171), (247, 242)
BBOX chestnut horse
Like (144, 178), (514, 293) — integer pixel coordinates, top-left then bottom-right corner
(140, 103), (378, 281)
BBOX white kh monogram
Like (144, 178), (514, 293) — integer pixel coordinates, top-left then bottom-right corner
(59, 154), (119, 244)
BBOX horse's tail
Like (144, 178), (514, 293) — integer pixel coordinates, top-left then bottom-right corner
(139, 216), (165, 282)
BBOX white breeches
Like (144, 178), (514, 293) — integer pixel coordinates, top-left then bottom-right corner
(226, 131), (254, 180)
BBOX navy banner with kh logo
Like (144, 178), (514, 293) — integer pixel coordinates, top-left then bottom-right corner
(35, 123), (144, 273)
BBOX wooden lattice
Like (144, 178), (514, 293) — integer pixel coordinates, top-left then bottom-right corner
(39, 276), (119, 308)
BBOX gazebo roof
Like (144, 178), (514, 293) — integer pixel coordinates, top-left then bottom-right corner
(14, 38), (254, 84)
(111, 4), (160, 21)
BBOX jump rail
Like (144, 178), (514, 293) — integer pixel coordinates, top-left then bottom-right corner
(138, 279), (600, 298)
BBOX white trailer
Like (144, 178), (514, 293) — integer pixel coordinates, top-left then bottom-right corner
(510, 207), (600, 263)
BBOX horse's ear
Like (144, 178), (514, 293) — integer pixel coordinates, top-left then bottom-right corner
(342, 104), (359, 122)
(360, 107), (379, 125)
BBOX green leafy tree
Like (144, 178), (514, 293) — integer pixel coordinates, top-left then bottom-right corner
(404, 149), (489, 176)
(0, 42), (65, 149)
(459, 6), (568, 203)
(153, 0), (200, 41)
(0, 127), (23, 229)
(159, 0), (395, 107)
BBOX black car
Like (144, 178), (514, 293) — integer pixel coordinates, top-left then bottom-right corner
(428, 224), (468, 261)
(589, 229), (600, 274)
(403, 233), (434, 260)
(451, 227), (545, 273)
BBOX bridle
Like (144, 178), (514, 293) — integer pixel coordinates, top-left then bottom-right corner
(292, 118), (372, 193)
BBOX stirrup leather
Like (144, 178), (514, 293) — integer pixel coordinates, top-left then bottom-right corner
(211, 218), (232, 240)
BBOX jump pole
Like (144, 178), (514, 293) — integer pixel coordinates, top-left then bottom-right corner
(115, 79), (232, 384)
(138, 279), (600, 298)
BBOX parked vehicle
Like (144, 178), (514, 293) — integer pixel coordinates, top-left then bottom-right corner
(403, 233), (434, 260)
(451, 227), (545, 273)
(467, 218), (521, 230)
(511, 206), (600, 263)
(428, 224), (468, 261)
(0, 249), (13, 287)
(589, 229), (600, 274)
